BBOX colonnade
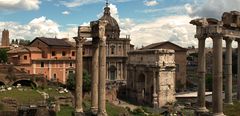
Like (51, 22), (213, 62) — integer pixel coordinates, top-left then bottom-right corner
(74, 20), (108, 116)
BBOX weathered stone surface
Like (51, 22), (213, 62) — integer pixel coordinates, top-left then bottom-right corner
(127, 49), (176, 108)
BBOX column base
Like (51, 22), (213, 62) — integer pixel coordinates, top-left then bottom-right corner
(152, 102), (158, 109)
(196, 107), (209, 113)
(90, 107), (98, 115)
(75, 112), (85, 116)
(213, 112), (225, 116)
(97, 111), (108, 116)
(224, 102), (233, 105)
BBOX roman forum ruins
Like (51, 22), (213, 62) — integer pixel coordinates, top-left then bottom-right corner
(191, 11), (240, 116)
(74, 20), (108, 116)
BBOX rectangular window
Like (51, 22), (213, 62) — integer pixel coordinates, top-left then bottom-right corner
(72, 51), (75, 56)
(41, 62), (44, 67)
(52, 51), (56, 56)
(70, 62), (73, 67)
(62, 51), (66, 56)
(24, 56), (27, 60)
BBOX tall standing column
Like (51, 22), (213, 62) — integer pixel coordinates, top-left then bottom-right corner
(91, 39), (99, 115)
(237, 40), (240, 100)
(196, 37), (208, 113)
(98, 36), (107, 116)
(212, 35), (224, 116)
(98, 20), (108, 116)
(224, 38), (233, 104)
(74, 35), (85, 116)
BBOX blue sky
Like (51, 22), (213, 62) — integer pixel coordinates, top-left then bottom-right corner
(0, 0), (239, 47)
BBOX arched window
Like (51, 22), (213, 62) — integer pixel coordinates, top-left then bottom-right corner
(110, 46), (115, 54)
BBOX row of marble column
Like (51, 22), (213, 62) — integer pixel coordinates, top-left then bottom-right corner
(197, 35), (240, 116)
(74, 27), (108, 115)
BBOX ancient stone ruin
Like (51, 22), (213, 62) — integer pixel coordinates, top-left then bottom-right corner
(74, 20), (108, 116)
(126, 49), (176, 108)
(190, 11), (240, 116)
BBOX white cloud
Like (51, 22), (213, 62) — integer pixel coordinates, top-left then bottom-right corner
(95, 3), (197, 48)
(142, 5), (186, 15)
(61, 0), (100, 8)
(0, 16), (77, 41)
(185, 0), (240, 19)
(120, 15), (197, 48)
(0, 0), (41, 11)
(144, 0), (159, 6)
(62, 11), (70, 15)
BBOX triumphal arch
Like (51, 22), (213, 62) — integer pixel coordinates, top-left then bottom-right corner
(191, 11), (240, 116)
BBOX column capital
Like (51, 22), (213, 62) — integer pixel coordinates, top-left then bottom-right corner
(195, 34), (207, 40)
(223, 37), (234, 41)
(209, 33), (223, 39)
(74, 36), (86, 44)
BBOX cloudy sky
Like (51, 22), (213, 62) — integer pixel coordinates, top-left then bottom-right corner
(0, 0), (240, 48)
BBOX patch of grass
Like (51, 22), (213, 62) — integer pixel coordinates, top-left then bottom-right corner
(0, 88), (43, 104)
(224, 101), (240, 116)
(57, 105), (74, 116)
(106, 102), (129, 116)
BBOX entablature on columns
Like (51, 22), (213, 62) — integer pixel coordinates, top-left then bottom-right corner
(191, 16), (240, 40)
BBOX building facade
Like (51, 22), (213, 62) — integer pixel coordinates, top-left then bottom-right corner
(126, 49), (176, 108)
(141, 41), (187, 91)
(7, 38), (76, 84)
(82, 4), (133, 81)
(7, 4), (133, 84)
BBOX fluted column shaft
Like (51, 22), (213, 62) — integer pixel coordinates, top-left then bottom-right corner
(212, 36), (224, 116)
(224, 38), (233, 104)
(196, 37), (208, 112)
(91, 40), (99, 114)
(237, 41), (240, 100)
(98, 37), (107, 116)
(74, 37), (84, 114)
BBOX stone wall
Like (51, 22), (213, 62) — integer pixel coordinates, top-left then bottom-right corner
(127, 49), (176, 108)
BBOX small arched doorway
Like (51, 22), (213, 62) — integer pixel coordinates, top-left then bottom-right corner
(137, 73), (146, 104)
(12, 80), (37, 88)
(109, 65), (117, 81)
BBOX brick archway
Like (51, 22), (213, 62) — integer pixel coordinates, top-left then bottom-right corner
(12, 79), (38, 87)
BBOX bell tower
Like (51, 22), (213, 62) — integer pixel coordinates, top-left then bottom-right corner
(2, 29), (9, 46)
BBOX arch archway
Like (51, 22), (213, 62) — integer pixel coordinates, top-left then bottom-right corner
(137, 73), (146, 104)
(109, 65), (117, 80)
(138, 73), (145, 83)
(12, 80), (37, 88)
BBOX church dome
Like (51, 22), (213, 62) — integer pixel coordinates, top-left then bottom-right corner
(99, 4), (120, 39)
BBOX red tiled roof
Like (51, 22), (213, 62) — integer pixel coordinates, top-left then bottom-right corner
(30, 37), (72, 47)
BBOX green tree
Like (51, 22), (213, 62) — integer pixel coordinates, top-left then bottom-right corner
(66, 70), (91, 93)
(0, 49), (8, 63)
(206, 74), (212, 91)
(66, 73), (75, 90)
